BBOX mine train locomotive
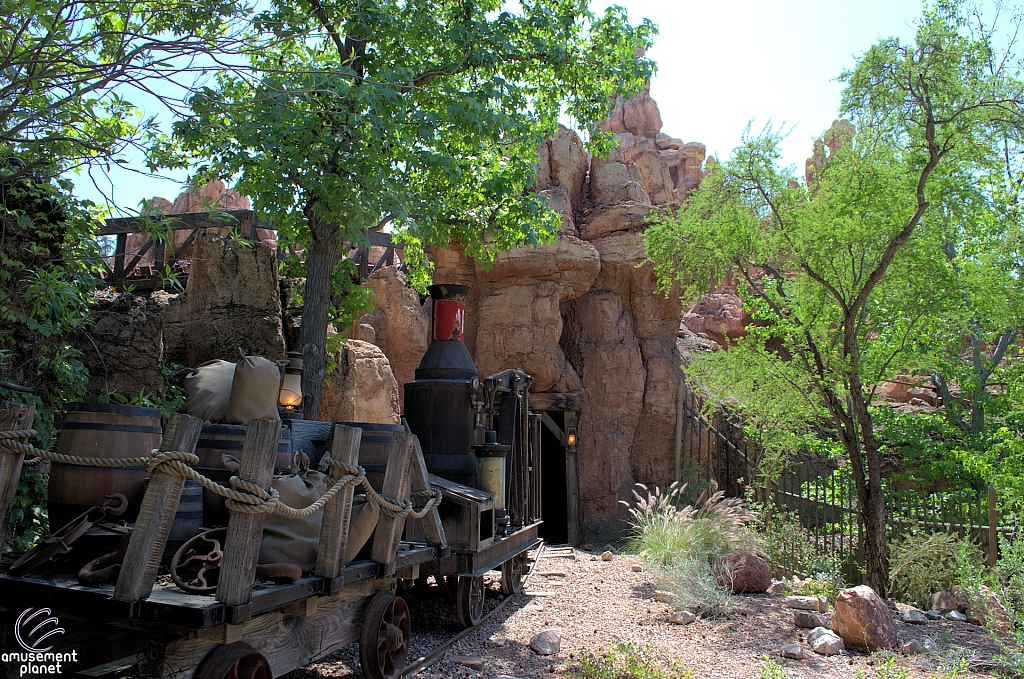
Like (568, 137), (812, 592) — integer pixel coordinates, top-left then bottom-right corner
(403, 283), (542, 628)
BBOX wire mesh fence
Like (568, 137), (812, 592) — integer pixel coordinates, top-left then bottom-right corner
(678, 385), (1003, 585)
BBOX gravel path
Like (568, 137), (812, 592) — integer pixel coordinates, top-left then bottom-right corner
(287, 546), (1004, 679)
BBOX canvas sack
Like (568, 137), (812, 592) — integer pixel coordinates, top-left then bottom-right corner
(184, 359), (236, 422)
(258, 455), (380, 571)
(225, 353), (281, 424)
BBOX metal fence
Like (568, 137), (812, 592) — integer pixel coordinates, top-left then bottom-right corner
(678, 385), (1003, 583)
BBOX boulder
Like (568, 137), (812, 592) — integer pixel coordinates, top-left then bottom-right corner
(830, 585), (898, 651)
(785, 596), (828, 613)
(318, 340), (400, 424)
(928, 586), (970, 614)
(901, 609), (928, 625)
(965, 586), (1012, 632)
(780, 644), (804, 660)
(682, 286), (751, 347)
(530, 628), (562, 655)
(807, 627), (844, 656)
(536, 126), (589, 221)
(714, 553), (771, 593)
(794, 611), (828, 629)
(358, 266), (430, 406)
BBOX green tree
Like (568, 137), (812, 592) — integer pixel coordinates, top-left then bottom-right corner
(645, 1), (1024, 595)
(158, 0), (655, 418)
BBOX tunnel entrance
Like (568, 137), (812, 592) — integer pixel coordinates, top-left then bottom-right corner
(538, 411), (568, 544)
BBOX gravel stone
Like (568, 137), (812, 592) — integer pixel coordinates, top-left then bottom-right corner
(781, 643), (805, 659)
(530, 628), (563, 655)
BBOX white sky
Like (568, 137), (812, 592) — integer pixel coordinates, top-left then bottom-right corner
(71, 1), (924, 213)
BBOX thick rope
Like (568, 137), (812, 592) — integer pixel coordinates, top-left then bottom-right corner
(0, 429), (441, 519)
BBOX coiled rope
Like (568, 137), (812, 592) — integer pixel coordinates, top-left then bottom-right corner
(0, 429), (441, 520)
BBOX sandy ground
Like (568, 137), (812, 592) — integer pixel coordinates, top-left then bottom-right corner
(286, 546), (1004, 679)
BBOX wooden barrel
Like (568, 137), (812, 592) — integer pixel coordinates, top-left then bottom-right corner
(326, 423), (404, 493)
(48, 402), (163, 530)
(169, 480), (204, 540)
(195, 423), (292, 525)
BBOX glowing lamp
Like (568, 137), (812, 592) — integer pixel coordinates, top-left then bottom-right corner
(566, 431), (577, 447)
(278, 351), (304, 417)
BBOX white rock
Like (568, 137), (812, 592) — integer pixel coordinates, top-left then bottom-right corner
(900, 639), (923, 655)
(945, 610), (968, 622)
(488, 633), (506, 647)
(808, 627), (845, 656)
(921, 637), (939, 653)
(530, 628), (562, 655)
(669, 610), (696, 625)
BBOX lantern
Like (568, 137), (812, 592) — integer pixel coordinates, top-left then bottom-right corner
(278, 351), (304, 418)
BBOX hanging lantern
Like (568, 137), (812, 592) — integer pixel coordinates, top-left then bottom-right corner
(279, 351), (304, 418)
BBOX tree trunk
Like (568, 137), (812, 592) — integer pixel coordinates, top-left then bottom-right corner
(299, 211), (340, 421)
(847, 368), (889, 597)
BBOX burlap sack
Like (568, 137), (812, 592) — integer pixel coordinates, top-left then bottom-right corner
(258, 468), (380, 571)
(184, 359), (235, 422)
(225, 354), (281, 424)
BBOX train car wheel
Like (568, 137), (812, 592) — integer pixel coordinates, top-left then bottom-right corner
(456, 575), (485, 628)
(194, 642), (272, 679)
(360, 591), (411, 679)
(500, 554), (527, 596)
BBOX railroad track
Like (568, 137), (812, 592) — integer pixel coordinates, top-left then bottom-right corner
(400, 541), (565, 677)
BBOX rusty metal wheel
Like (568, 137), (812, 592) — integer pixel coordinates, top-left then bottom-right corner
(194, 642), (272, 679)
(456, 575), (485, 628)
(500, 554), (527, 596)
(360, 592), (410, 679)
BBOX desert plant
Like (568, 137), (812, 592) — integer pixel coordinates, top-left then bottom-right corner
(888, 532), (981, 608)
(654, 558), (734, 617)
(566, 641), (695, 679)
(622, 483), (762, 566)
(759, 656), (787, 679)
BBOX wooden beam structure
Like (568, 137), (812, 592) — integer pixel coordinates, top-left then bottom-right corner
(529, 391), (583, 412)
(315, 425), (362, 580)
(370, 431), (414, 567)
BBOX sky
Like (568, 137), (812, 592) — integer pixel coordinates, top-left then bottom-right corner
(73, 0), (925, 214)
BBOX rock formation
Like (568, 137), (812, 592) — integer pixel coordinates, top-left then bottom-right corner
(318, 340), (401, 424)
(161, 231), (286, 367)
(358, 266), (431, 408)
(428, 91), (707, 541)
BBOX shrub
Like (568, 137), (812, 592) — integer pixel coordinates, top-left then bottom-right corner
(622, 483), (760, 617)
(888, 532), (981, 608)
(622, 483), (762, 565)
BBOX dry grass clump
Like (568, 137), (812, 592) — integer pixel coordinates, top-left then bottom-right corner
(622, 482), (761, 616)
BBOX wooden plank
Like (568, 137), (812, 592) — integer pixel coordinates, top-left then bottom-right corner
(141, 584), (373, 679)
(370, 431), (414, 566)
(119, 236), (155, 278)
(315, 424), (362, 579)
(407, 434), (447, 550)
(530, 391), (583, 412)
(0, 401), (36, 553)
(564, 411), (579, 547)
(113, 413), (204, 602)
(112, 233), (127, 279)
(99, 209), (253, 236)
(539, 411), (566, 446)
(216, 418), (281, 609)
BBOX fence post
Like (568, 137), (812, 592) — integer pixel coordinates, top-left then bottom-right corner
(674, 382), (684, 483)
(988, 482), (999, 568)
